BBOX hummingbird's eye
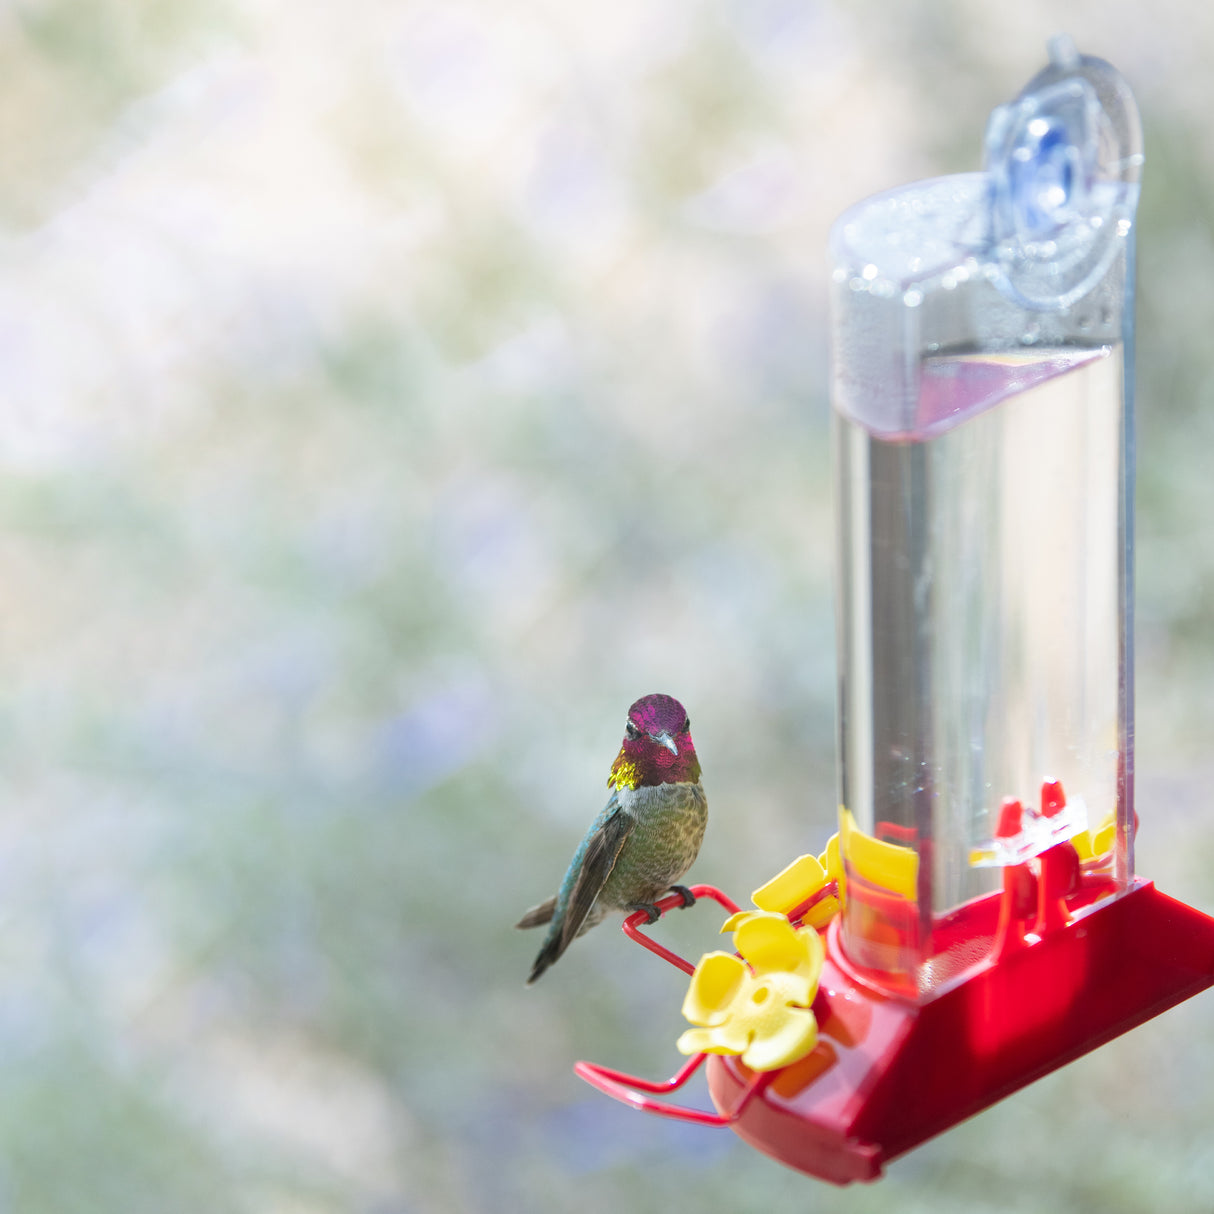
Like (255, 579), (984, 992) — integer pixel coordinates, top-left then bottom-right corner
(682, 716), (690, 732)
(625, 721), (640, 739)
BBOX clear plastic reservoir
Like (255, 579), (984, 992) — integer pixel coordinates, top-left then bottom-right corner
(829, 42), (1143, 994)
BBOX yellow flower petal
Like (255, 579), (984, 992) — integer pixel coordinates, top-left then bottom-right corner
(751, 853), (828, 914)
(735, 915), (826, 989)
(719, 910), (752, 933)
(793, 924), (826, 987)
(677, 1026), (738, 1057)
(681, 951), (747, 1027)
(734, 912), (807, 975)
(678, 1013), (752, 1056)
(741, 1006), (819, 1071)
(803, 895), (841, 930)
(819, 832), (842, 882)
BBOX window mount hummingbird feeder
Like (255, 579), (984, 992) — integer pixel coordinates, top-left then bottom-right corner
(574, 38), (1214, 1184)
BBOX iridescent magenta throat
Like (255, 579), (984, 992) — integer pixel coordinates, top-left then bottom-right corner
(609, 735), (699, 788)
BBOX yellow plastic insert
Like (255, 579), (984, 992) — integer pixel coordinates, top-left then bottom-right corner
(1073, 811), (1117, 861)
(839, 808), (918, 899)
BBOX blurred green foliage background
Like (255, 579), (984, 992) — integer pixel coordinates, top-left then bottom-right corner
(3, 1), (1214, 1211)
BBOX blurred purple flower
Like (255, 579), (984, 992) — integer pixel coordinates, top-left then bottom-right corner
(373, 678), (498, 796)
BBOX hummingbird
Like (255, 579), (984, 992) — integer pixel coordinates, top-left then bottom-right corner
(517, 693), (707, 984)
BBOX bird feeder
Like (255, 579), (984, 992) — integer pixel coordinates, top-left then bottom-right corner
(575, 39), (1214, 1182)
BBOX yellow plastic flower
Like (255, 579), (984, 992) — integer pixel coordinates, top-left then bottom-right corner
(676, 912), (826, 1071)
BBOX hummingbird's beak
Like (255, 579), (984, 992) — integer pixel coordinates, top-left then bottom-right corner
(653, 731), (679, 756)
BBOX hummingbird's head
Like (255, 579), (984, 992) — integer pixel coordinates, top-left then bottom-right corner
(608, 693), (700, 789)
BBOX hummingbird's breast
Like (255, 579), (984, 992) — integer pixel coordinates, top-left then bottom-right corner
(600, 781), (708, 909)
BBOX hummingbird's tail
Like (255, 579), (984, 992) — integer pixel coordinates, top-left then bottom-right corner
(518, 895), (565, 983)
(525, 931), (563, 985)
(514, 896), (556, 930)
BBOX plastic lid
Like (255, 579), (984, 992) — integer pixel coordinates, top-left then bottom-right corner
(984, 35), (1143, 310)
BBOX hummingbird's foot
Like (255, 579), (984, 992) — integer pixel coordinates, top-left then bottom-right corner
(668, 884), (697, 909)
(626, 901), (663, 925)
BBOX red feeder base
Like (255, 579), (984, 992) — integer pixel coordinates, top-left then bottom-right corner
(706, 879), (1214, 1184)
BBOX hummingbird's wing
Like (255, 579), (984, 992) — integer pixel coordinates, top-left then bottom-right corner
(525, 800), (635, 983)
(559, 803), (635, 944)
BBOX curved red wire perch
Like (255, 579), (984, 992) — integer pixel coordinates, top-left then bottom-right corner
(619, 883), (741, 974)
(574, 1053), (769, 1126)
(573, 883), (757, 1124)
